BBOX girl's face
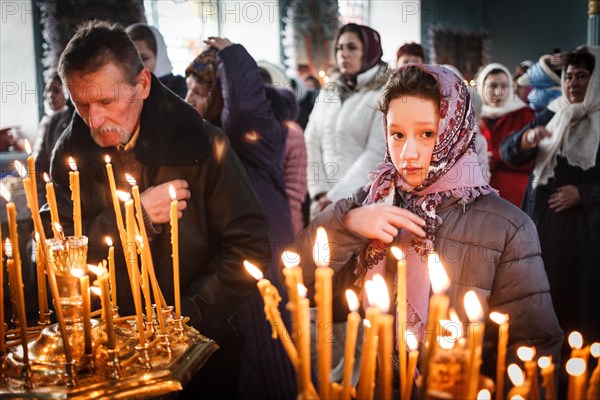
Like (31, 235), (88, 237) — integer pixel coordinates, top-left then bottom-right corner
(336, 31), (364, 77)
(185, 75), (212, 118)
(387, 96), (439, 188)
(483, 72), (510, 107)
(133, 39), (157, 73)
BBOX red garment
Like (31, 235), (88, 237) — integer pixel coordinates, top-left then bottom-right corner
(479, 107), (535, 206)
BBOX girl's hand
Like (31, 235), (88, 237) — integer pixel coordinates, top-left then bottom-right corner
(205, 37), (233, 51)
(548, 185), (580, 212)
(343, 204), (426, 243)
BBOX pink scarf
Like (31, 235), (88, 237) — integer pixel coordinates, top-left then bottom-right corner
(359, 64), (496, 336)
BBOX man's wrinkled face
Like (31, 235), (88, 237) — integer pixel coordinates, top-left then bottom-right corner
(66, 62), (151, 147)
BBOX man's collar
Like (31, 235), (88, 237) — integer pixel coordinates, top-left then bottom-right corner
(117, 124), (141, 151)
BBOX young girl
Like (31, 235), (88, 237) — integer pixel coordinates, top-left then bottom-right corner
(292, 65), (562, 396)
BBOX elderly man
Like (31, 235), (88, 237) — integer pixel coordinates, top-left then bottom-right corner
(43, 20), (271, 397)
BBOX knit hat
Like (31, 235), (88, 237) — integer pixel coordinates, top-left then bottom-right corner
(185, 47), (219, 83)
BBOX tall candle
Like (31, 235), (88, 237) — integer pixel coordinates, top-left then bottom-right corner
(464, 290), (485, 399)
(297, 283), (314, 398)
(518, 346), (539, 400)
(34, 234), (50, 324)
(0, 226), (4, 355)
(357, 280), (380, 400)
(391, 246), (407, 398)
(490, 312), (509, 400)
(422, 254), (450, 394)
(373, 274), (393, 400)
(24, 140), (40, 212)
(138, 238), (155, 332)
(341, 290), (360, 400)
(169, 185), (181, 319)
(14, 162), (49, 321)
(405, 331), (420, 400)
(281, 250), (303, 338)
(507, 363), (530, 400)
(105, 237), (117, 307)
(587, 343), (600, 400)
(142, 242), (167, 336)
(7, 257), (29, 365)
(72, 269), (92, 356)
(566, 358), (586, 400)
(90, 268), (116, 349)
(104, 156), (126, 247)
(68, 157), (82, 236)
(538, 356), (556, 400)
(44, 173), (61, 237)
(313, 227), (332, 399)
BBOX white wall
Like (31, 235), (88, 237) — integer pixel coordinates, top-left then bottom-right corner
(0, 0), (39, 143)
(369, 0), (421, 67)
(217, 0), (281, 65)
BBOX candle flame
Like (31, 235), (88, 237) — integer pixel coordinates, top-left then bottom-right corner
(14, 160), (27, 177)
(406, 330), (418, 351)
(591, 343), (600, 358)
(568, 331), (583, 349)
(477, 389), (491, 400)
(364, 279), (376, 307)
(90, 286), (102, 296)
(5, 238), (12, 258)
(510, 396), (525, 400)
(88, 264), (106, 277)
(105, 155), (111, 164)
(428, 253), (449, 294)
(71, 268), (86, 278)
(373, 274), (390, 312)
(125, 173), (136, 186)
(43, 172), (51, 183)
(449, 308), (461, 324)
(0, 183), (12, 202)
(68, 157), (77, 171)
(566, 358), (586, 376)
(169, 185), (176, 201)
(464, 290), (483, 322)
(135, 234), (143, 244)
(440, 319), (462, 341)
(490, 311), (508, 325)
(517, 346), (535, 362)
(34, 232), (40, 242)
(243, 260), (263, 280)
(116, 190), (131, 202)
(507, 363), (525, 386)
(538, 356), (551, 369)
(312, 227), (330, 267)
(318, 70), (326, 78)
(438, 335), (455, 350)
(390, 246), (404, 261)
(345, 289), (359, 313)
(105, 236), (113, 247)
(53, 222), (63, 233)
(24, 139), (32, 155)
(364, 319), (371, 329)
(281, 250), (300, 268)
(297, 283), (307, 298)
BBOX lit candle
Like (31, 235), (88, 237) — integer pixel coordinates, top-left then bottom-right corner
(297, 283), (315, 398)
(374, 274), (393, 400)
(313, 227), (332, 399)
(405, 330), (420, 400)
(24, 140), (40, 212)
(0, 228), (4, 356)
(244, 260), (299, 367)
(587, 343), (600, 400)
(105, 236), (117, 308)
(490, 311), (509, 400)
(44, 173), (61, 237)
(72, 268), (92, 355)
(281, 250), (303, 336)
(104, 155), (126, 247)
(357, 279), (380, 400)
(68, 157), (82, 236)
(478, 389), (492, 400)
(518, 346), (539, 400)
(391, 246), (407, 399)
(34, 233), (50, 324)
(13, 162), (49, 321)
(169, 184), (181, 319)
(507, 363), (530, 399)
(90, 265), (116, 349)
(341, 289), (360, 400)
(4, 239), (29, 365)
(538, 356), (556, 400)
(137, 236), (155, 332)
(464, 290), (485, 399)
(566, 358), (586, 400)
(422, 253), (450, 394)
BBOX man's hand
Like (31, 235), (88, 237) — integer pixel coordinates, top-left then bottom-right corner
(140, 179), (191, 224)
(205, 36), (233, 51)
(548, 185), (581, 212)
(521, 126), (552, 151)
(342, 204), (426, 244)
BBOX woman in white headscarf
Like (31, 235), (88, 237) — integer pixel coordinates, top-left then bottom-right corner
(477, 62), (536, 206)
(126, 23), (187, 98)
(500, 46), (600, 341)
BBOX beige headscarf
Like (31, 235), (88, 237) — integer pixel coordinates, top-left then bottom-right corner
(533, 46), (600, 188)
(477, 62), (529, 119)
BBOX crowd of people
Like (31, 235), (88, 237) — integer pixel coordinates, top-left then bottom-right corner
(26, 18), (599, 399)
